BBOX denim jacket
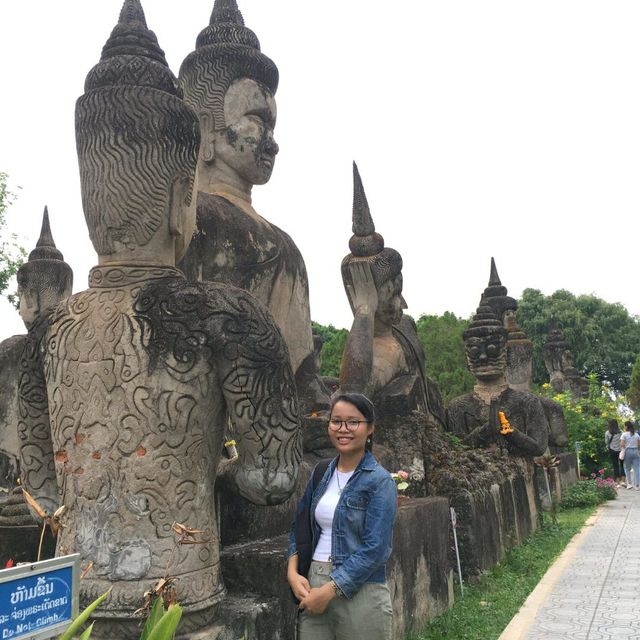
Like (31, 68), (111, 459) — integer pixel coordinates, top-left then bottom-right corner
(287, 451), (397, 599)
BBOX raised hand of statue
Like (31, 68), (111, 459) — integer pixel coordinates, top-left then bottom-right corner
(346, 261), (378, 316)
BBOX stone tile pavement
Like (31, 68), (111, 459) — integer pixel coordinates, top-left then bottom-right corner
(500, 487), (640, 640)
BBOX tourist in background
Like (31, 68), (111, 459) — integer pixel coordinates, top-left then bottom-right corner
(620, 421), (640, 490)
(605, 419), (623, 484)
(287, 392), (397, 640)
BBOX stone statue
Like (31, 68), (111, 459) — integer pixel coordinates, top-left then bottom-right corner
(339, 163), (445, 459)
(543, 327), (589, 400)
(0, 208), (72, 495)
(480, 258), (568, 451)
(446, 302), (548, 457)
(178, 0), (327, 414)
(17, 2), (300, 636)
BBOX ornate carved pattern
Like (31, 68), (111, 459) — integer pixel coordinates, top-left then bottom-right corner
(38, 267), (299, 620)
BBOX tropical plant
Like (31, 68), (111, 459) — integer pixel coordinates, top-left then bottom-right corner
(57, 592), (182, 640)
(0, 171), (26, 307)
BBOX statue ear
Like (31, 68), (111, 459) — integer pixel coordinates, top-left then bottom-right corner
(200, 113), (216, 163)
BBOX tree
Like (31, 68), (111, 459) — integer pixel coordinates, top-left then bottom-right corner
(627, 355), (640, 412)
(517, 288), (640, 394)
(416, 311), (474, 405)
(0, 172), (25, 307)
(311, 321), (348, 378)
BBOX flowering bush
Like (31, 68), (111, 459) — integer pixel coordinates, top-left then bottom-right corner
(560, 475), (617, 509)
(540, 374), (635, 476)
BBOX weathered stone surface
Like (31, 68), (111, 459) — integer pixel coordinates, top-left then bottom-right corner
(447, 298), (548, 458)
(178, 0), (327, 416)
(0, 336), (23, 492)
(16, 3), (301, 636)
(0, 208), (72, 496)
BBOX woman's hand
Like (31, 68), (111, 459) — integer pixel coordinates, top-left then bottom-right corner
(287, 569), (311, 602)
(298, 582), (336, 615)
(346, 261), (378, 316)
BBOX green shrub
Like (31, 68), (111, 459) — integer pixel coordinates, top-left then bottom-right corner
(560, 477), (617, 509)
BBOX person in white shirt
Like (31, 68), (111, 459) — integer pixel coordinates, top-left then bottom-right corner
(620, 421), (640, 489)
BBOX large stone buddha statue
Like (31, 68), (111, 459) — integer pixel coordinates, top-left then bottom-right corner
(447, 301), (548, 457)
(339, 164), (445, 467)
(543, 326), (589, 400)
(0, 208), (72, 501)
(178, 0), (327, 413)
(481, 258), (568, 451)
(17, 2), (300, 636)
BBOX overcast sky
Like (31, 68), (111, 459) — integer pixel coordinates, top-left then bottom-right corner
(1, 0), (640, 341)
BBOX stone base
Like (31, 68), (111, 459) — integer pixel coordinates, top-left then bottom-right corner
(216, 497), (453, 640)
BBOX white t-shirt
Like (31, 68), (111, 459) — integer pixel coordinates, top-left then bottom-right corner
(313, 469), (355, 562)
(621, 432), (640, 449)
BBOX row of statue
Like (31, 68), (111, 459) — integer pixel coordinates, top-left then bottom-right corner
(0, 0), (585, 636)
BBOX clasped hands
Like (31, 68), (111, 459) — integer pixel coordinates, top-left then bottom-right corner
(289, 572), (336, 615)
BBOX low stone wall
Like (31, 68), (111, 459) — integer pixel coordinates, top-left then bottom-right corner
(218, 497), (453, 640)
(433, 459), (539, 578)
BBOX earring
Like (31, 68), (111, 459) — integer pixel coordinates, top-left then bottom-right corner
(366, 437), (372, 444)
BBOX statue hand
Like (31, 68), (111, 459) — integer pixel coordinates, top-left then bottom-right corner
(346, 261), (378, 315)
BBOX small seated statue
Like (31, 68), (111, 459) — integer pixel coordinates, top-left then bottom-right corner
(339, 163), (445, 446)
(481, 258), (568, 451)
(17, 2), (300, 636)
(178, 0), (327, 414)
(0, 208), (72, 495)
(447, 302), (548, 457)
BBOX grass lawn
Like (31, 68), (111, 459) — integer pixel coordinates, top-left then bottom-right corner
(411, 506), (596, 640)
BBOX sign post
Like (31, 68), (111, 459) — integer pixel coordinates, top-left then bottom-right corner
(575, 441), (582, 479)
(0, 554), (80, 640)
(450, 507), (464, 597)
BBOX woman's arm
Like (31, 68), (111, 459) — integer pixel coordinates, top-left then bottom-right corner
(329, 475), (397, 599)
(287, 553), (311, 602)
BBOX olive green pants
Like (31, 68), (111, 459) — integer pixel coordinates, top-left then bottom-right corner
(297, 561), (393, 640)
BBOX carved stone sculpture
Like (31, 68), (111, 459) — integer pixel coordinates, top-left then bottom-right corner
(0, 208), (72, 494)
(543, 327), (589, 400)
(178, 0), (327, 414)
(446, 302), (548, 457)
(17, 2), (300, 636)
(481, 259), (568, 450)
(339, 163), (445, 468)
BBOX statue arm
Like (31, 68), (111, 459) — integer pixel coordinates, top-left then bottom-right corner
(447, 398), (497, 448)
(215, 293), (302, 506)
(17, 317), (58, 519)
(339, 262), (378, 395)
(503, 398), (549, 456)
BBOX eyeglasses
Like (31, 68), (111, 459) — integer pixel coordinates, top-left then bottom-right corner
(328, 419), (370, 431)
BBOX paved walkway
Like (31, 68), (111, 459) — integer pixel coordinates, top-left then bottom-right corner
(500, 487), (640, 640)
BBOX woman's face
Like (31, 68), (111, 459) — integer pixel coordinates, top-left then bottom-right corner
(328, 400), (374, 456)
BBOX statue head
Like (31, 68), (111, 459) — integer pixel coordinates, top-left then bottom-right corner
(75, 0), (200, 263)
(16, 207), (73, 329)
(341, 163), (406, 329)
(463, 303), (507, 382)
(480, 258), (517, 328)
(179, 0), (279, 188)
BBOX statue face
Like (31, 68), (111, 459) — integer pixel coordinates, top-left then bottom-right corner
(376, 274), (406, 327)
(465, 333), (507, 380)
(213, 78), (278, 185)
(18, 288), (39, 330)
(503, 309), (517, 330)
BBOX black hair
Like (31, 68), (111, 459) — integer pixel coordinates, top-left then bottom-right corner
(330, 392), (375, 423)
(625, 421), (635, 435)
(608, 419), (619, 434)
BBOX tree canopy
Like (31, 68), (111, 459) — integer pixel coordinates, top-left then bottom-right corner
(517, 288), (640, 394)
(312, 321), (348, 378)
(416, 311), (474, 405)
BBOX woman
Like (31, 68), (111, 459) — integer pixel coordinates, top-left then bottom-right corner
(620, 421), (640, 490)
(287, 393), (397, 639)
(605, 419), (623, 483)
